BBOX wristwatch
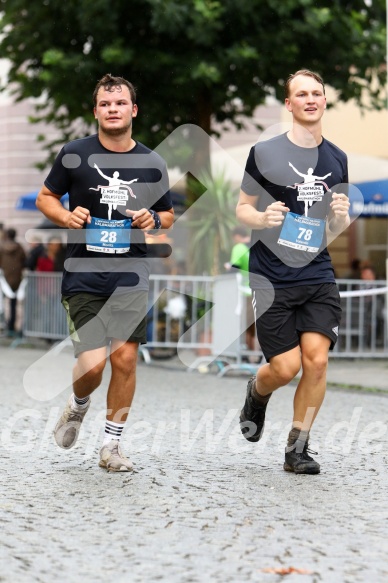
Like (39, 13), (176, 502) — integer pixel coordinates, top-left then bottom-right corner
(149, 209), (162, 230)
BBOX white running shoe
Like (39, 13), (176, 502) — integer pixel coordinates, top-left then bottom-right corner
(53, 396), (90, 449)
(99, 440), (133, 472)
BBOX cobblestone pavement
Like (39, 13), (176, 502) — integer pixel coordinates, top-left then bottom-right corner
(0, 347), (387, 583)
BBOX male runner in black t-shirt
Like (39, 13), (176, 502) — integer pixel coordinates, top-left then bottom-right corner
(37, 74), (174, 472)
(237, 69), (350, 474)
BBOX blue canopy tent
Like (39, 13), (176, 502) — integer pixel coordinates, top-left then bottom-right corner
(352, 179), (388, 217)
(16, 191), (69, 211)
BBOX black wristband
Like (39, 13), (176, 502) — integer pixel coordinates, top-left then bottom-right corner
(149, 209), (162, 230)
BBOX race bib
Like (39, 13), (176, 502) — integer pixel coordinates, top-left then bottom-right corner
(278, 212), (325, 253)
(86, 217), (131, 254)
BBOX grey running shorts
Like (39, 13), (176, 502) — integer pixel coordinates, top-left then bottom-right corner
(253, 283), (342, 362)
(62, 290), (148, 357)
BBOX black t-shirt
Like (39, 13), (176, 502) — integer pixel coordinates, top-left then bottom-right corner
(44, 135), (172, 295)
(241, 133), (348, 288)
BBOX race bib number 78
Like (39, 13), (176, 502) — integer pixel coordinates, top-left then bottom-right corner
(278, 212), (325, 253)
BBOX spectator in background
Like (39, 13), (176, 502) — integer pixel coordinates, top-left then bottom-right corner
(225, 226), (250, 277)
(360, 264), (376, 283)
(36, 237), (66, 272)
(225, 226), (257, 358)
(345, 258), (361, 280)
(25, 236), (45, 271)
(360, 264), (384, 347)
(0, 228), (26, 336)
(0, 223), (5, 248)
(33, 236), (65, 336)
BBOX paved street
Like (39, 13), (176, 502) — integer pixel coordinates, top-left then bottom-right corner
(0, 346), (387, 583)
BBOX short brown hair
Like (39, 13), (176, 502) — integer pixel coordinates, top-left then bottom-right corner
(284, 69), (325, 98)
(93, 74), (136, 106)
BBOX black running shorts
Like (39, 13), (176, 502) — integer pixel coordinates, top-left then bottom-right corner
(62, 291), (147, 357)
(253, 283), (342, 362)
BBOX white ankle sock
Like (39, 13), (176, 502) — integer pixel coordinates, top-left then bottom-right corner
(103, 420), (125, 446)
(71, 394), (90, 409)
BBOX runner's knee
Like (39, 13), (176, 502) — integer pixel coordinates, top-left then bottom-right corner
(110, 344), (137, 373)
(76, 354), (106, 383)
(301, 352), (328, 376)
(270, 357), (300, 385)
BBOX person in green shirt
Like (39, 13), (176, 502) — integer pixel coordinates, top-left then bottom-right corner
(229, 227), (250, 287)
(225, 227), (256, 357)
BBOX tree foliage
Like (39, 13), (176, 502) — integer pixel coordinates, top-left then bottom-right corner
(0, 0), (386, 166)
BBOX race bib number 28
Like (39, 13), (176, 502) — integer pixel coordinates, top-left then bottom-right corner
(86, 217), (132, 254)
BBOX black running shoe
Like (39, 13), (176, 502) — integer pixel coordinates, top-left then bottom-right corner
(284, 441), (320, 475)
(239, 376), (270, 442)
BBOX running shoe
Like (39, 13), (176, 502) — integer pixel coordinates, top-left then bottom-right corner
(284, 440), (320, 474)
(99, 440), (133, 472)
(53, 395), (90, 449)
(239, 376), (271, 442)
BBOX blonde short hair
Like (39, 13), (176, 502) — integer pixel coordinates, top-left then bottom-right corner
(284, 69), (325, 98)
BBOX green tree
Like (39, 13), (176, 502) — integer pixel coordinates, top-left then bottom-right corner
(0, 0), (385, 171)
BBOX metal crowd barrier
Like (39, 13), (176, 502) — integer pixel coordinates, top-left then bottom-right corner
(19, 272), (215, 353)
(335, 279), (388, 358)
(142, 274), (214, 362)
(13, 272), (388, 362)
(0, 270), (6, 333)
(23, 272), (68, 340)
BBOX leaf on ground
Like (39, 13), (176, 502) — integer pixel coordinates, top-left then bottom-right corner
(262, 566), (313, 575)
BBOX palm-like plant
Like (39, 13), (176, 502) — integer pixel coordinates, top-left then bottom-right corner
(187, 170), (239, 275)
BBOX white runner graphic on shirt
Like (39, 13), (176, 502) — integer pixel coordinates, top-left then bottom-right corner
(287, 162), (332, 216)
(90, 163), (138, 219)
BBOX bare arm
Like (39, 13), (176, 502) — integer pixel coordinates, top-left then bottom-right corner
(36, 185), (91, 229)
(236, 190), (289, 230)
(158, 209), (175, 229)
(326, 192), (350, 243)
